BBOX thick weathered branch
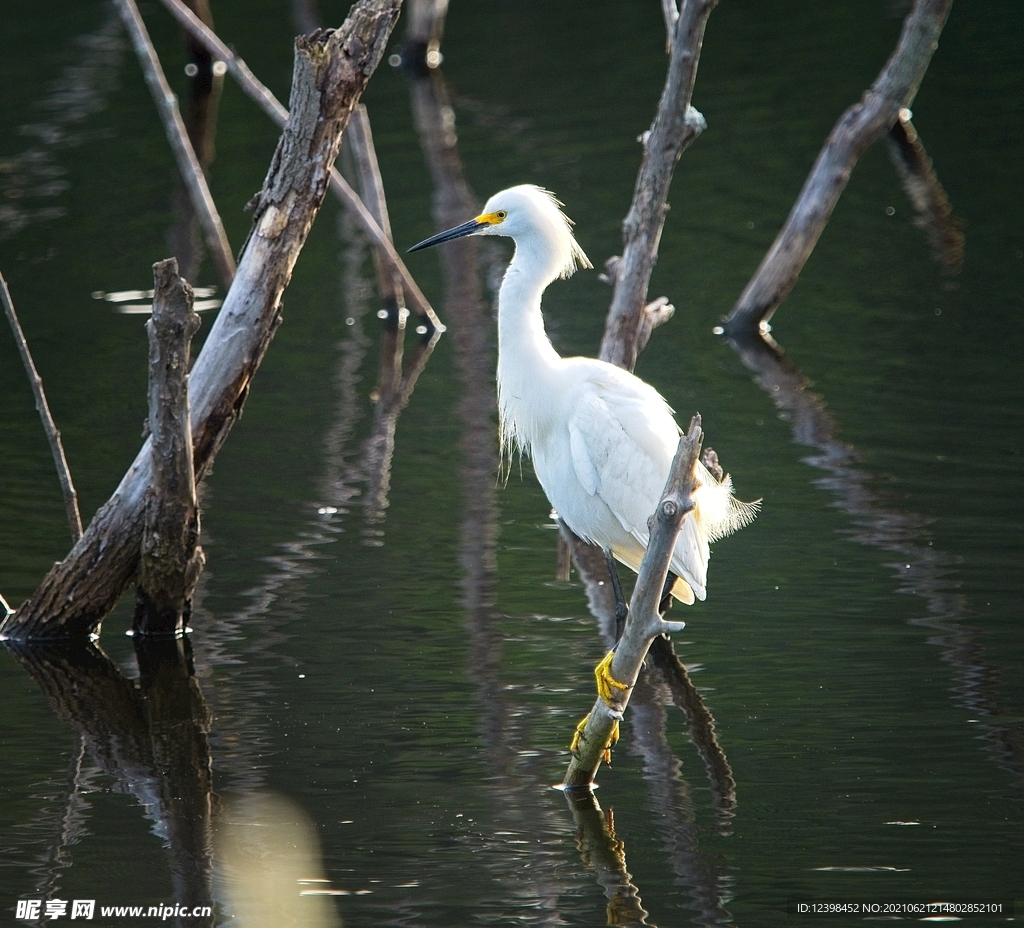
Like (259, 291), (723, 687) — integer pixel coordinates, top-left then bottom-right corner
(722, 0), (954, 334)
(134, 259), (204, 637)
(1, 0), (402, 641)
(564, 416), (703, 788)
(598, 0), (716, 371)
(1, 272), (83, 542)
(156, 0), (442, 333)
(115, 0), (236, 289)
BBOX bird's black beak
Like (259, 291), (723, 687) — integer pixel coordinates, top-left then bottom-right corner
(408, 218), (486, 253)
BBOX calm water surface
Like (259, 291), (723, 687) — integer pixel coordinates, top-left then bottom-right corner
(1, 2), (1021, 926)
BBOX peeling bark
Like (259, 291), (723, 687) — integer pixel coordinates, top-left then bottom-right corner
(134, 259), (204, 637)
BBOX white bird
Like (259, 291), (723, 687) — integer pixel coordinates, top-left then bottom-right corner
(410, 185), (758, 610)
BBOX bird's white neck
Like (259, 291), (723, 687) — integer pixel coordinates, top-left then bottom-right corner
(496, 242), (564, 455)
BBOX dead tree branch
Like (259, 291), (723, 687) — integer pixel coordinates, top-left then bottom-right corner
(0, 0), (402, 641)
(115, 0), (236, 289)
(564, 416), (703, 788)
(134, 259), (205, 637)
(722, 0), (954, 334)
(559, 0), (715, 664)
(1, 272), (83, 543)
(660, 0), (680, 49)
(156, 0), (442, 334)
(599, 0), (717, 372)
(347, 104), (405, 329)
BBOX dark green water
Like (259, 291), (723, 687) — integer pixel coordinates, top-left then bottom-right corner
(1, 2), (1021, 926)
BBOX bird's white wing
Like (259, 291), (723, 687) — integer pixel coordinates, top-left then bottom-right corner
(568, 417), (600, 496)
(566, 371), (709, 599)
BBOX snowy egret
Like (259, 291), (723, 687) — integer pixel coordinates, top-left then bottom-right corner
(410, 185), (758, 612)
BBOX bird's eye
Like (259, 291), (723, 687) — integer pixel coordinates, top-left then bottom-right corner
(495, 210), (507, 220)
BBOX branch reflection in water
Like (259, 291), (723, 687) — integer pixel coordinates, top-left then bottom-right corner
(409, 60), (577, 922)
(0, 8), (124, 242)
(724, 325), (1024, 792)
(192, 171), (440, 639)
(185, 138), (440, 797)
(565, 791), (650, 927)
(5, 640), (347, 927)
(5, 638), (216, 928)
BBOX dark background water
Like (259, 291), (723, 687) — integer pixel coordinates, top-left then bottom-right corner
(1, 1), (1021, 926)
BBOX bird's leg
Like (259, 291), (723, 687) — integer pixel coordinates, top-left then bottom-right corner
(604, 549), (629, 641)
(594, 649), (629, 704)
(658, 570), (679, 617)
(593, 552), (633, 719)
(570, 711), (620, 764)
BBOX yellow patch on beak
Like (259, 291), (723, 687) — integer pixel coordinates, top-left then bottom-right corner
(477, 210), (507, 226)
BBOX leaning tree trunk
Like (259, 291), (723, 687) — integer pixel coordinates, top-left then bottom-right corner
(0, 0), (402, 641)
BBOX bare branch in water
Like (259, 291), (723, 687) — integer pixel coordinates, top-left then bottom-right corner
(0, 272), (83, 543)
(722, 0), (954, 334)
(2, 1), (403, 640)
(599, 0), (716, 372)
(115, 0), (236, 289)
(156, 0), (443, 334)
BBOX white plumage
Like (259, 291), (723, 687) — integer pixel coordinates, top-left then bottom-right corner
(410, 184), (758, 604)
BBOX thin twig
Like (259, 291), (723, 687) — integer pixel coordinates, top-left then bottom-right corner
(660, 0), (679, 51)
(1, 272), (83, 542)
(155, 0), (443, 334)
(115, 0), (236, 289)
(347, 104), (405, 327)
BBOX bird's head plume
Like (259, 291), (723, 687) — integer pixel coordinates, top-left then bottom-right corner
(409, 184), (592, 280)
(478, 185), (592, 279)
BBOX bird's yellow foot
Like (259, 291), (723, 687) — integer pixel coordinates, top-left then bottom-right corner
(594, 650), (629, 705)
(570, 713), (620, 763)
(602, 719), (620, 764)
(570, 714), (590, 754)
